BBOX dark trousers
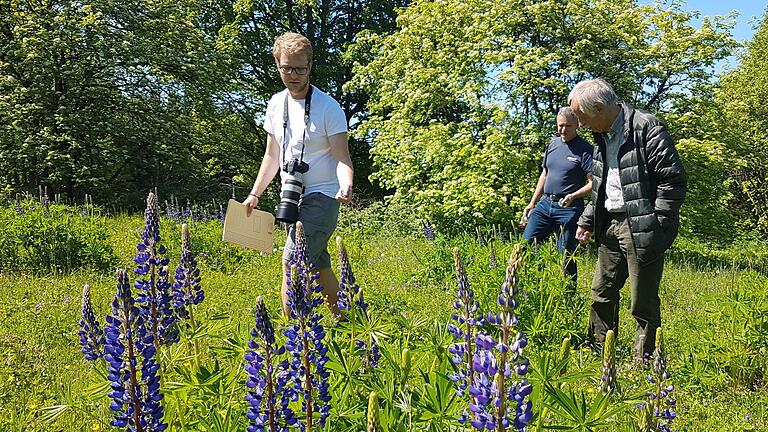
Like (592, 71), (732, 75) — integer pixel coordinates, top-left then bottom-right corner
(589, 213), (665, 358)
(523, 196), (582, 286)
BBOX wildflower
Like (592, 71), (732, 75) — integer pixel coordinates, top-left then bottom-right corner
(600, 330), (618, 393)
(134, 192), (179, 347)
(284, 222), (331, 430)
(367, 392), (381, 432)
(448, 248), (483, 400)
(172, 223), (204, 323)
(103, 269), (167, 431)
(422, 220), (435, 241)
(336, 236), (363, 314)
(245, 297), (298, 432)
(638, 327), (676, 431)
(78, 284), (105, 361)
(489, 239), (497, 269)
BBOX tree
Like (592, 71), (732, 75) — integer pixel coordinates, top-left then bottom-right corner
(716, 8), (768, 235)
(348, 0), (735, 229)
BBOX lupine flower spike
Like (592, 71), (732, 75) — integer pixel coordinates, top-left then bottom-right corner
(337, 236), (379, 371)
(601, 330), (618, 393)
(284, 222), (331, 431)
(448, 248), (486, 426)
(367, 392), (381, 432)
(78, 284), (105, 361)
(489, 239), (498, 269)
(134, 192), (178, 348)
(172, 223), (204, 324)
(638, 327), (676, 431)
(481, 243), (533, 431)
(245, 296), (298, 432)
(103, 269), (167, 432)
(422, 220), (435, 241)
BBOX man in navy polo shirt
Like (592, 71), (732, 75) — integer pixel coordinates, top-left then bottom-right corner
(522, 107), (593, 287)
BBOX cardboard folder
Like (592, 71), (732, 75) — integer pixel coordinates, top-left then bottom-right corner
(222, 199), (275, 252)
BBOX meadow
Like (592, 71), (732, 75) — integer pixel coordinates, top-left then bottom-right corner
(1, 197), (767, 431)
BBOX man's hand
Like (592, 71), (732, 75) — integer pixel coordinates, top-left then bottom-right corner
(559, 193), (575, 208)
(576, 226), (592, 245)
(520, 203), (535, 227)
(243, 194), (259, 217)
(336, 185), (352, 204)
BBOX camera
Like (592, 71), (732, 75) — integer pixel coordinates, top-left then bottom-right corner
(275, 159), (309, 223)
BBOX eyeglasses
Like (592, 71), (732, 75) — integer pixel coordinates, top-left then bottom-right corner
(278, 65), (310, 76)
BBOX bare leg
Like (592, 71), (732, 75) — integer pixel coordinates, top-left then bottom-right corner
(281, 260), (341, 318)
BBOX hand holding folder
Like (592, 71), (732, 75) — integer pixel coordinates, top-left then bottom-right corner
(222, 199), (275, 252)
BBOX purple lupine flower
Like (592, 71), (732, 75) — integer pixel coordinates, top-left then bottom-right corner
(104, 269), (167, 431)
(336, 236), (363, 314)
(468, 244), (532, 431)
(172, 223), (204, 323)
(78, 284), (105, 361)
(639, 327), (676, 431)
(134, 192), (179, 348)
(422, 221), (435, 241)
(284, 222), (331, 431)
(245, 297), (297, 432)
(448, 247), (485, 427)
(489, 240), (497, 269)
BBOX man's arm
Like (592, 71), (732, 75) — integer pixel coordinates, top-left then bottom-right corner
(243, 134), (281, 215)
(328, 132), (353, 203)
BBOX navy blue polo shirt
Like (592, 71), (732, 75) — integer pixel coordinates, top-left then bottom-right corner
(541, 135), (593, 196)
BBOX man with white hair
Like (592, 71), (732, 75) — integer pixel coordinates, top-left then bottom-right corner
(569, 78), (686, 358)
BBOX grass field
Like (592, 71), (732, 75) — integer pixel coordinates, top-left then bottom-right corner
(1, 208), (767, 431)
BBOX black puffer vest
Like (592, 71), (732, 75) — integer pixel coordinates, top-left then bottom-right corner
(578, 103), (687, 265)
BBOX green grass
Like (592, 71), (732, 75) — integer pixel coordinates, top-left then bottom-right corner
(1, 211), (767, 431)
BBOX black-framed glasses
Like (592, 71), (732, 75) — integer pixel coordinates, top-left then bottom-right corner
(278, 65), (310, 75)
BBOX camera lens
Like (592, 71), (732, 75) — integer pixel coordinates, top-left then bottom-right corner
(276, 175), (303, 223)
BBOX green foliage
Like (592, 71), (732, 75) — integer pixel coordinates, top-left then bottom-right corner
(2, 203), (768, 431)
(348, 0), (736, 228)
(674, 138), (740, 242)
(0, 200), (116, 273)
(716, 10), (768, 235)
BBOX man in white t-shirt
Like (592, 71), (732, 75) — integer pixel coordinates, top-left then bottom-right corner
(243, 32), (353, 317)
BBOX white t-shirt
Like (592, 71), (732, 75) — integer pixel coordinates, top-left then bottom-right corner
(264, 86), (348, 198)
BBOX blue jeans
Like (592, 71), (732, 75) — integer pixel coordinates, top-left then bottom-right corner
(523, 196), (583, 285)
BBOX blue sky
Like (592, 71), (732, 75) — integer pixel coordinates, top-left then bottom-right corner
(684, 0), (765, 41)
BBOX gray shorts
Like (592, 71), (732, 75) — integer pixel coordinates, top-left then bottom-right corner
(282, 192), (340, 269)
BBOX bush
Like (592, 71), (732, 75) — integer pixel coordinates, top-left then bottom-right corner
(0, 200), (116, 273)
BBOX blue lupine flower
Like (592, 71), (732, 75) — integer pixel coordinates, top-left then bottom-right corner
(460, 244), (532, 431)
(284, 222), (331, 430)
(172, 223), (204, 323)
(639, 327), (676, 431)
(489, 240), (497, 269)
(78, 283), (105, 361)
(336, 236), (362, 313)
(646, 327), (677, 432)
(134, 192), (179, 347)
(448, 248), (483, 401)
(104, 269), (167, 431)
(422, 221), (435, 241)
(245, 297), (297, 432)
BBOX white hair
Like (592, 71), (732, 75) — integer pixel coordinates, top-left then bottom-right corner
(557, 106), (578, 122)
(567, 78), (618, 117)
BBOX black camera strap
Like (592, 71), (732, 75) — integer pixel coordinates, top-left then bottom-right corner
(282, 85), (313, 167)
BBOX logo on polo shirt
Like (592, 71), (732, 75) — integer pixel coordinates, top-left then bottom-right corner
(567, 156), (580, 163)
